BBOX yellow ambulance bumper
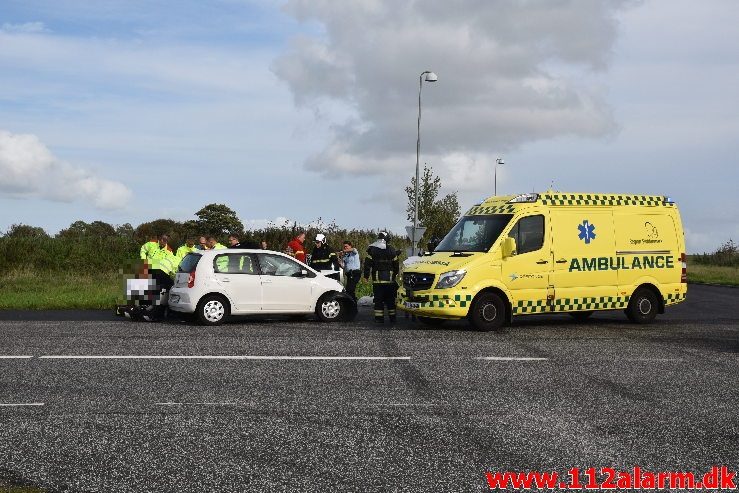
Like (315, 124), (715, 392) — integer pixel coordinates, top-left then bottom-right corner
(396, 288), (472, 319)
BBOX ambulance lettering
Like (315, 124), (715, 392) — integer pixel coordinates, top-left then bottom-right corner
(569, 256), (675, 272)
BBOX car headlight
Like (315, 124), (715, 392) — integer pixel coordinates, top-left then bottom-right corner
(435, 270), (466, 289)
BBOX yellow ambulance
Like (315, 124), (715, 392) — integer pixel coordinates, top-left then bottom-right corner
(398, 192), (687, 330)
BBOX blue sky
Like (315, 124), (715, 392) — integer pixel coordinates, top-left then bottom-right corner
(1, 0), (737, 253)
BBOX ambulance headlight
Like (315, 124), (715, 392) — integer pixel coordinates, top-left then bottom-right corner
(435, 270), (466, 289)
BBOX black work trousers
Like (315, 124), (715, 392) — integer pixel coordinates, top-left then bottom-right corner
(372, 282), (397, 321)
(345, 270), (361, 301)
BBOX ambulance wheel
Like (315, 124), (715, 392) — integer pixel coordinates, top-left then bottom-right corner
(626, 288), (658, 324)
(417, 316), (446, 327)
(197, 295), (229, 326)
(568, 311), (593, 322)
(469, 292), (506, 331)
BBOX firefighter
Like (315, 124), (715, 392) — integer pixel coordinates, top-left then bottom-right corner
(287, 232), (307, 264)
(363, 232), (399, 324)
(176, 238), (197, 258)
(309, 233), (340, 272)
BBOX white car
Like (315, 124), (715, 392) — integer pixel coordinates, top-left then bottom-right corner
(168, 249), (356, 325)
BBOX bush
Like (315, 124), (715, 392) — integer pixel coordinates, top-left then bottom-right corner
(690, 239), (739, 267)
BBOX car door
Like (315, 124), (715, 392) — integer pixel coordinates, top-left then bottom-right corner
(500, 213), (552, 314)
(256, 253), (315, 312)
(212, 252), (262, 313)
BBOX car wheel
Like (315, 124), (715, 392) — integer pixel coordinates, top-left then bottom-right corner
(197, 295), (229, 326)
(417, 316), (446, 327)
(468, 292), (506, 331)
(568, 311), (594, 322)
(316, 294), (344, 322)
(625, 288), (658, 324)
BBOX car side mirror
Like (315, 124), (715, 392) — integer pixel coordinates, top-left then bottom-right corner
(502, 237), (517, 258)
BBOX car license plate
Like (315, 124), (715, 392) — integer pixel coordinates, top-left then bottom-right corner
(169, 294), (180, 303)
(404, 302), (421, 309)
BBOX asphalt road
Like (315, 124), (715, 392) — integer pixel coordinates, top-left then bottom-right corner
(0, 284), (737, 492)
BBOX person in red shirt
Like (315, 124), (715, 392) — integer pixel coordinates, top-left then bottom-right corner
(287, 232), (307, 264)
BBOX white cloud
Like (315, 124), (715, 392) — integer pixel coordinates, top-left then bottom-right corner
(0, 22), (48, 34)
(273, 0), (632, 181)
(0, 130), (131, 210)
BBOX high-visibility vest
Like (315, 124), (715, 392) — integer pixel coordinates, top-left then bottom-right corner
(140, 241), (159, 261)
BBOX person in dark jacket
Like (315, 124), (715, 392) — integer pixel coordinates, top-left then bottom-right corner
(309, 233), (340, 272)
(363, 232), (399, 324)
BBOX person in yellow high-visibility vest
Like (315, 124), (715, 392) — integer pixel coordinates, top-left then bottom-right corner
(176, 239), (197, 259)
(140, 234), (159, 261)
(206, 236), (229, 272)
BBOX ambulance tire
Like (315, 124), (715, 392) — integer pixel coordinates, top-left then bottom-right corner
(417, 316), (446, 327)
(625, 288), (658, 324)
(568, 311), (593, 322)
(469, 292), (506, 331)
(197, 294), (230, 326)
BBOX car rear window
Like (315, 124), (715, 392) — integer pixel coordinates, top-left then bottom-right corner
(178, 253), (202, 273)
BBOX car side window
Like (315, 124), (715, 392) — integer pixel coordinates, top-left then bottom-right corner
(508, 215), (544, 254)
(214, 254), (258, 274)
(257, 254), (302, 277)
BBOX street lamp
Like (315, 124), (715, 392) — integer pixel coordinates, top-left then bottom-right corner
(494, 157), (504, 196)
(412, 70), (437, 255)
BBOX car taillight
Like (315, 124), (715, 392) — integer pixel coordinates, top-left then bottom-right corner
(680, 253), (687, 283)
(187, 270), (196, 288)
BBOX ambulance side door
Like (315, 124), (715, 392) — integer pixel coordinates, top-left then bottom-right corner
(550, 209), (618, 307)
(500, 213), (552, 312)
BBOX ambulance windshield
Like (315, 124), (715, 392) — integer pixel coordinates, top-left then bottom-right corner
(434, 214), (514, 253)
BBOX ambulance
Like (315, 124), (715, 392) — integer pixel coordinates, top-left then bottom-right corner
(397, 192), (687, 330)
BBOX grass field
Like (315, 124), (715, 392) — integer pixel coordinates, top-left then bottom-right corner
(687, 264), (739, 287)
(0, 265), (735, 310)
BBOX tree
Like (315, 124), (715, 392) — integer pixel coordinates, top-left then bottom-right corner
(115, 223), (135, 238)
(4, 223), (49, 238)
(134, 219), (183, 244)
(405, 166), (461, 245)
(57, 220), (115, 238)
(195, 203), (244, 237)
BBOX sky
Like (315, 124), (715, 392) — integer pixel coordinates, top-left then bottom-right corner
(1, 0), (737, 253)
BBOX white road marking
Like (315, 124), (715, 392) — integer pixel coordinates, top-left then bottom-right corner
(0, 402), (44, 407)
(154, 402), (239, 406)
(0, 356), (33, 359)
(39, 355), (411, 361)
(622, 358), (683, 362)
(476, 356), (548, 361)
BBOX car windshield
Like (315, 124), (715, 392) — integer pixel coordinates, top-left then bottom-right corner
(434, 214), (514, 252)
(177, 253), (202, 273)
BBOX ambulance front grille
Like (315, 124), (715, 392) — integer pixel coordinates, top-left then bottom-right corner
(403, 272), (435, 291)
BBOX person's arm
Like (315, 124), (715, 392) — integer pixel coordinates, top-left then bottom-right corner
(363, 249), (372, 279)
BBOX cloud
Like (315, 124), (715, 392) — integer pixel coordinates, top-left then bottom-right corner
(0, 22), (48, 34)
(0, 130), (131, 209)
(273, 0), (632, 183)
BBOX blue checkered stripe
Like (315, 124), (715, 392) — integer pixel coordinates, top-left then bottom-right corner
(664, 292), (686, 305)
(399, 293), (473, 308)
(512, 296), (631, 315)
(539, 193), (667, 207)
(466, 204), (517, 215)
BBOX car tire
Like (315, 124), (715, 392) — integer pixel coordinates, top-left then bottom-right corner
(568, 311), (594, 322)
(417, 316), (446, 327)
(197, 294), (229, 326)
(468, 292), (506, 331)
(625, 288), (658, 324)
(316, 294), (346, 322)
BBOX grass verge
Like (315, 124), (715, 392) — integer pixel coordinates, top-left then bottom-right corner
(687, 264), (739, 287)
(0, 270), (120, 310)
(0, 270), (377, 310)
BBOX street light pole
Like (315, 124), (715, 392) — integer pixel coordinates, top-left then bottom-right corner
(494, 157), (504, 196)
(413, 70), (437, 256)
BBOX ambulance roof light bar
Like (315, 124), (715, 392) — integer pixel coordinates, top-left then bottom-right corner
(508, 193), (539, 204)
